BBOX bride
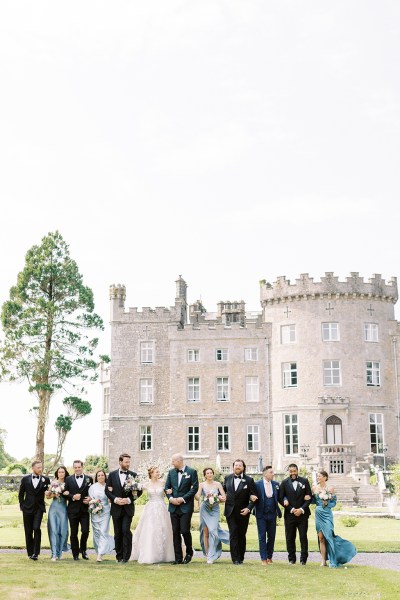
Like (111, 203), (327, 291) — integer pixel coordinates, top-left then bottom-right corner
(130, 466), (175, 564)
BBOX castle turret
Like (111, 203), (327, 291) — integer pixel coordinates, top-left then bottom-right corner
(175, 275), (187, 326)
(109, 284), (126, 322)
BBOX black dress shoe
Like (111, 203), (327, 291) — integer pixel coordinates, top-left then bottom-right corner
(233, 561), (240, 565)
(289, 561), (296, 565)
(117, 559), (123, 563)
(81, 552), (89, 560)
(183, 554), (192, 564)
(172, 559), (183, 564)
(300, 561), (306, 566)
(29, 555), (38, 561)
(121, 559), (129, 563)
(73, 556), (80, 561)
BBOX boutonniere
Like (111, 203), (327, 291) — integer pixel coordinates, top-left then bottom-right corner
(243, 485), (247, 489)
(85, 477), (90, 486)
(41, 477), (45, 483)
(276, 485), (280, 490)
(183, 473), (190, 479)
(299, 483), (305, 489)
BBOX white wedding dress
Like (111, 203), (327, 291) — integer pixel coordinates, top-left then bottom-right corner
(130, 483), (175, 564)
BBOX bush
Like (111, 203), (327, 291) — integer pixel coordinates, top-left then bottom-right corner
(333, 502), (343, 512)
(0, 490), (19, 505)
(341, 516), (359, 527)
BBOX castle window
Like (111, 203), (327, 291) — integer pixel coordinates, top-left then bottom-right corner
(187, 426), (200, 452)
(244, 347), (258, 361)
(139, 378), (153, 403)
(140, 341), (154, 363)
(245, 376), (259, 401)
(187, 377), (200, 402)
(322, 323), (340, 341)
(369, 413), (384, 454)
(282, 362), (297, 388)
(323, 360), (341, 386)
(366, 361), (380, 386)
(281, 324), (296, 344)
(102, 428), (109, 456)
(140, 425), (152, 451)
(217, 426), (230, 452)
(216, 377), (229, 401)
(187, 349), (200, 362)
(216, 349), (228, 361)
(247, 425), (260, 452)
(103, 387), (110, 414)
(364, 323), (379, 342)
(284, 414), (298, 455)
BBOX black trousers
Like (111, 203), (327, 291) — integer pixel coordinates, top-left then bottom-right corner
(112, 512), (133, 561)
(23, 510), (44, 556)
(170, 510), (193, 561)
(68, 512), (90, 558)
(226, 510), (251, 563)
(284, 514), (309, 563)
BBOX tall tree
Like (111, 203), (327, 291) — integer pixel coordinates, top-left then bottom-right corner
(0, 231), (107, 463)
(0, 428), (16, 469)
(52, 396), (92, 471)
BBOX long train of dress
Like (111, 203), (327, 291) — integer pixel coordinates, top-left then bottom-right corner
(130, 485), (175, 564)
(314, 493), (357, 568)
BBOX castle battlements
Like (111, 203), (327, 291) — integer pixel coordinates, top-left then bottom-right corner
(260, 272), (398, 305)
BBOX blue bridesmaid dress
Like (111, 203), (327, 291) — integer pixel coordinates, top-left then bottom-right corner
(314, 493), (357, 568)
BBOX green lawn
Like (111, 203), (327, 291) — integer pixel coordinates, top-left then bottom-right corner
(1, 504), (399, 552)
(0, 554), (399, 600)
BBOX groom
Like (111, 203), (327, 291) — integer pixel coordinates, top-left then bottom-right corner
(165, 453), (199, 564)
(278, 463), (312, 565)
(18, 460), (50, 560)
(105, 453), (142, 563)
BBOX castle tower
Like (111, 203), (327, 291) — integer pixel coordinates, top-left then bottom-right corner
(259, 272), (399, 473)
(109, 284), (126, 321)
(175, 275), (187, 326)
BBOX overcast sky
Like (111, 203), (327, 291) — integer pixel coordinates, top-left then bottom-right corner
(0, 1), (399, 467)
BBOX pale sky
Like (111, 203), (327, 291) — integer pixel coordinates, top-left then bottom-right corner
(0, 1), (399, 466)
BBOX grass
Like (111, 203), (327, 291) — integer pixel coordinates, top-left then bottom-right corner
(1, 504), (399, 552)
(0, 554), (399, 600)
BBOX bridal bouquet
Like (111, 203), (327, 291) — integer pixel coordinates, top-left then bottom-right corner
(204, 492), (220, 511)
(319, 490), (332, 507)
(124, 475), (143, 497)
(48, 481), (65, 502)
(88, 498), (104, 515)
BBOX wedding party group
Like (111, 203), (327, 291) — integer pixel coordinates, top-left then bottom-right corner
(18, 453), (357, 568)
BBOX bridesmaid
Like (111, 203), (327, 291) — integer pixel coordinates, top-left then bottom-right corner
(195, 467), (229, 564)
(312, 470), (357, 568)
(88, 470), (115, 562)
(46, 465), (70, 561)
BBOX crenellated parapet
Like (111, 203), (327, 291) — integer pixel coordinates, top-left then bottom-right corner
(260, 272), (398, 305)
(109, 284), (126, 302)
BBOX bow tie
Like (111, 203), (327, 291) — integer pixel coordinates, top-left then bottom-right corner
(234, 475), (242, 480)
(32, 475), (39, 479)
(292, 478), (298, 482)
(76, 475), (83, 479)
(120, 471), (127, 475)
(177, 469), (183, 474)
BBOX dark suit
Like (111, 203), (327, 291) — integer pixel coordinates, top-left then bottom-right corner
(278, 476), (311, 564)
(223, 473), (257, 563)
(64, 474), (93, 558)
(18, 473), (50, 557)
(165, 466), (199, 561)
(254, 478), (281, 560)
(105, 469), (142, 561)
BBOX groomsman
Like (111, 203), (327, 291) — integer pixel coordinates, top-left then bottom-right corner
(105, 453), (142, 563)
(18, 460), (50, 560)
(223, 459), (258, 565)
(278, 463), (312, 565)
(254, 466), (282, 565)
(165, 453), (199, 564)
(64, 459), (93, 560)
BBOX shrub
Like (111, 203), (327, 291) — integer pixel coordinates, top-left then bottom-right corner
(333, 502), (343, 512)
(0, 490), (19, 505)
(341, 516), (359, 527)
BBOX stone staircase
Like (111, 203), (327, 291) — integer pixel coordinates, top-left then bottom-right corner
(327, 475), (383, 507)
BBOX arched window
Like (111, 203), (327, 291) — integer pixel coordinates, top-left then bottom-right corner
(326, 415), (342, 444)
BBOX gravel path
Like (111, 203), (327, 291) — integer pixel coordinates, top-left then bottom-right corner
(1, 549), (399, 571)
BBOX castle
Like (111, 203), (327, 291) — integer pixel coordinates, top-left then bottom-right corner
(101, 273), (400, 493)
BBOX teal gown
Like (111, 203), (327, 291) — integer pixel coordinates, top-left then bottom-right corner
(313, 493), (357, 568)
(199, 488), (230, 562)
(47, 495), (70, 559)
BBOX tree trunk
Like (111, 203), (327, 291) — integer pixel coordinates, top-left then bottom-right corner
(35, 389), (51, 464)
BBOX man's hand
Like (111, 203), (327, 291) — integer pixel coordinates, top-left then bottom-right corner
(115, 497), (128, 505)
(83, 496), (90, 505)
(165, 489), (172, 495)
(73, 493), (81, 501)
(169, 498), (179, 505)
(250, 495), (258, 503)
(240, 507), (250, 516)
(293, 508), (302, 517)
(283, 499), (289, 507)
(304, 495), (311, 501)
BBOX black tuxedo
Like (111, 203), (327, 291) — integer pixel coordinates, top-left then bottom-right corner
(279, 476), (312, 564)
(165, 466), (199, 561)
(18, 473), (50, 557)
(223, 473), (257, 563)
(105, 469), (142, 561)
(64, 474), (93, 558)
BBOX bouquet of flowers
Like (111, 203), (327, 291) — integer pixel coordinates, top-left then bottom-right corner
(124, 474), (143, 497)
(204, 492), (220, 511)
(319, 489), (333, 507)
(88, 498), (104, 515)
(48, 480), (65, 502)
